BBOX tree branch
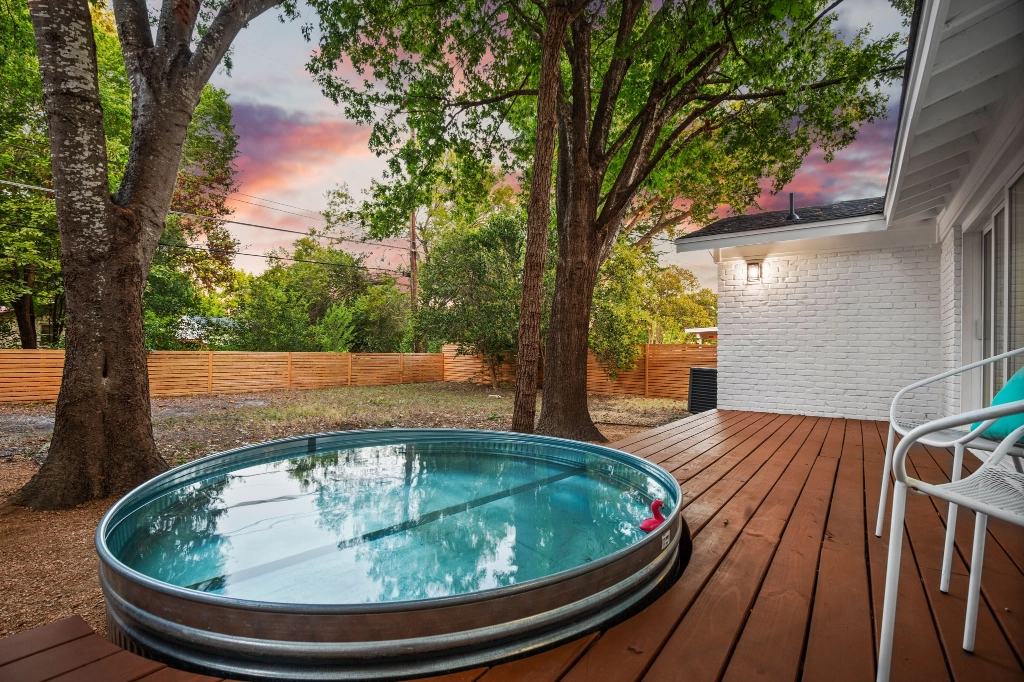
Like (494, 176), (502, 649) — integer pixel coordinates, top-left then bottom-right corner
(156, 0), (200, 53)
(589, 0), (642, 165)
(630, 208), (691, 247)
(187, 0), (282, 90)
(806, 0), (847, 30)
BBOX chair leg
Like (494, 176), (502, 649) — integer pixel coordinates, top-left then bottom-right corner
(963, 512), (988, 653)
(876, 423), (897, 538)
(876, 482), (908, 682)
(940, 442), (965, 593)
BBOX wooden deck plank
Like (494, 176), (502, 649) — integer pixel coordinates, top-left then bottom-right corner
(801, 420), (876, 682)
(660, 413), (790, 479)
(863, 421), (952, 682)
(561, 417), (831, 682)
(644, 434), (839, 682)
(609, 410), (734, 451)
(0, 617), (94, 667)
(680, 415), (813, 535)
(629, 411), (764, 464)
(48, 649), (165, 682)
(671, 414), (802, 499)
(719, 435), (840, 682)
(920, 444), (1024, 665)
(476, 632), (598, 682)
(0, 633), (120, 682)
(135, 668), (224, 682)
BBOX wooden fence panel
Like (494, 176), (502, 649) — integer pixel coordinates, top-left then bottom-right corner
(586, 352), (647, 396)
(0, 345), (713, 403)
(645, 344), (718, 401)
(350, 353), (402, 386)
(401, 354), (444, 384)
(441, 345), (515, 387)
(147, 352), (211, 397)
(290, 352), (350, 389)
(0, 350), (65, 403)
(211, 352), (289, 394)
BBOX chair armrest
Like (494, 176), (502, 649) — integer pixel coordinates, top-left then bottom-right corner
(890, 346), (1024, 425)
(891, 399), (1024, 484)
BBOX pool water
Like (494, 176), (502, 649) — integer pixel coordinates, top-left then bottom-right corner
(106, 439), (673, 605)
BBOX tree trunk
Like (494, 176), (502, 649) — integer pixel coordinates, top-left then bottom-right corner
(535, 165), (607, 441)
(511, 4), (570, 433)
(13, 266), (37, 349)
(13, 0), (171, 510)
(14, 216), (167, 508)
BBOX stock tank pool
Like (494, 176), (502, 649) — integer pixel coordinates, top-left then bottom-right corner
(97, 429), (686, 680)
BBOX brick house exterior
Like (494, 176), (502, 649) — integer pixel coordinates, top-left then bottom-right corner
(676, 0), (1024, 421)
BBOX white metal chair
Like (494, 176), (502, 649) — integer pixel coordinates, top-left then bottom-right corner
(876, 403), (1024, 682)
(876, 346), (1024, 596)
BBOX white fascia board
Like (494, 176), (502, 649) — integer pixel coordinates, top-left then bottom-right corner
(674, 214), (886, 253)
(717, 224), (935, 262)
(886, 0), (950, 222)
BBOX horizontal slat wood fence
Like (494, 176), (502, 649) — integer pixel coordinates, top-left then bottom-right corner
(0, 344), (714, 404)
(444, 343), (717, 404)
(0, 350), (444, 403)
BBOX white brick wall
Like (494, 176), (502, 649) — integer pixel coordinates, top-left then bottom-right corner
(717, 243), (943, 420)
(939, 228), (962, 416)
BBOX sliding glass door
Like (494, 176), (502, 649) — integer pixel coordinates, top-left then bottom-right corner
(982, 175), (1024, 405)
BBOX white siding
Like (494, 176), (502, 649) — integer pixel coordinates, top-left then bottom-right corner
(939, 227), (962, 415)
(717, 243), (942, 420)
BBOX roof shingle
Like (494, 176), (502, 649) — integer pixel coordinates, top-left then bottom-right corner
(675, 196), (884, 242)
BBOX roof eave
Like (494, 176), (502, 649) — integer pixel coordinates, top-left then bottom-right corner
(674, 213), (887, 252)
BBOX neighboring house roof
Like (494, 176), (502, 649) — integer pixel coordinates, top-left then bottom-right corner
(685, 327), (718, 334)
(676, 197), (884, 244)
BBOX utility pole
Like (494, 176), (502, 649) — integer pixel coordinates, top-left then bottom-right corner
(409, 208), (421, 352)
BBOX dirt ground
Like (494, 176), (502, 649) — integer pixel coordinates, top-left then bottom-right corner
(0, 382), (688, 638)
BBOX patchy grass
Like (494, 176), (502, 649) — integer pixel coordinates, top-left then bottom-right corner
(2, 382), (688, 467)
(0, 382), (687, 639)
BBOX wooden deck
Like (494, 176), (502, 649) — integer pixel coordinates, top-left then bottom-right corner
(1, 410), (1021, 681)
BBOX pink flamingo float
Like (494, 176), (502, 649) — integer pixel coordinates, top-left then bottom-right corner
(639, 499), (665, 533)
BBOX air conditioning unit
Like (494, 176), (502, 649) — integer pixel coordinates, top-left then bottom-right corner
(688, 367), (717, 413)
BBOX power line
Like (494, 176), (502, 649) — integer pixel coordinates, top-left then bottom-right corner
(5, 221), (407, 275)
(0, 178), (411, 253)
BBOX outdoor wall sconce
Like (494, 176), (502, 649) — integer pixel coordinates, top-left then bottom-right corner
(746, 261), (761, 283)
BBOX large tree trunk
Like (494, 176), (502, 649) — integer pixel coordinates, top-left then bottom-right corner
(511, 4), (570, 433)
(15, 0), (275, 510)
(535, 159), (607, 441)
(14, 0), (174, 509)
(13, 266), (37, 349)
(14, 214), (167, 508)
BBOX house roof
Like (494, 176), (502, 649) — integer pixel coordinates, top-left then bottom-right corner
(675, 197), (885, 244)
(884, 0), (1024, 229)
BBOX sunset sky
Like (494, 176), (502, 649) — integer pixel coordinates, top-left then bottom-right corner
(209, 0), (906, 290)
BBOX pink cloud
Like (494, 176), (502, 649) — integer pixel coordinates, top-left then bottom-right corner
(751, 114), (898, 212)
(231, 103), (374, 197)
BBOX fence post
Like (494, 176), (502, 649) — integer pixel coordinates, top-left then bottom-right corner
(644, 344), (649, 397)
(399, 353), (405, 384)
(347, 352), (352, 386)
(207, 352), (213, 394)
(287, 353), (292, 390)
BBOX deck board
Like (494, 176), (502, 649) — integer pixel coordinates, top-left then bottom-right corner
(2, 411), (1020, 682)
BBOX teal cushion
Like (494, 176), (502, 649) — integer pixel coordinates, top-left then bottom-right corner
(974, 367), (1024, 442)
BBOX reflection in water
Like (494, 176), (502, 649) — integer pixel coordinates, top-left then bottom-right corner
(110, 440), (669, 605)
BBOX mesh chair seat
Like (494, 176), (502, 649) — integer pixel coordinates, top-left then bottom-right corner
(921, 469), (1024, 519)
